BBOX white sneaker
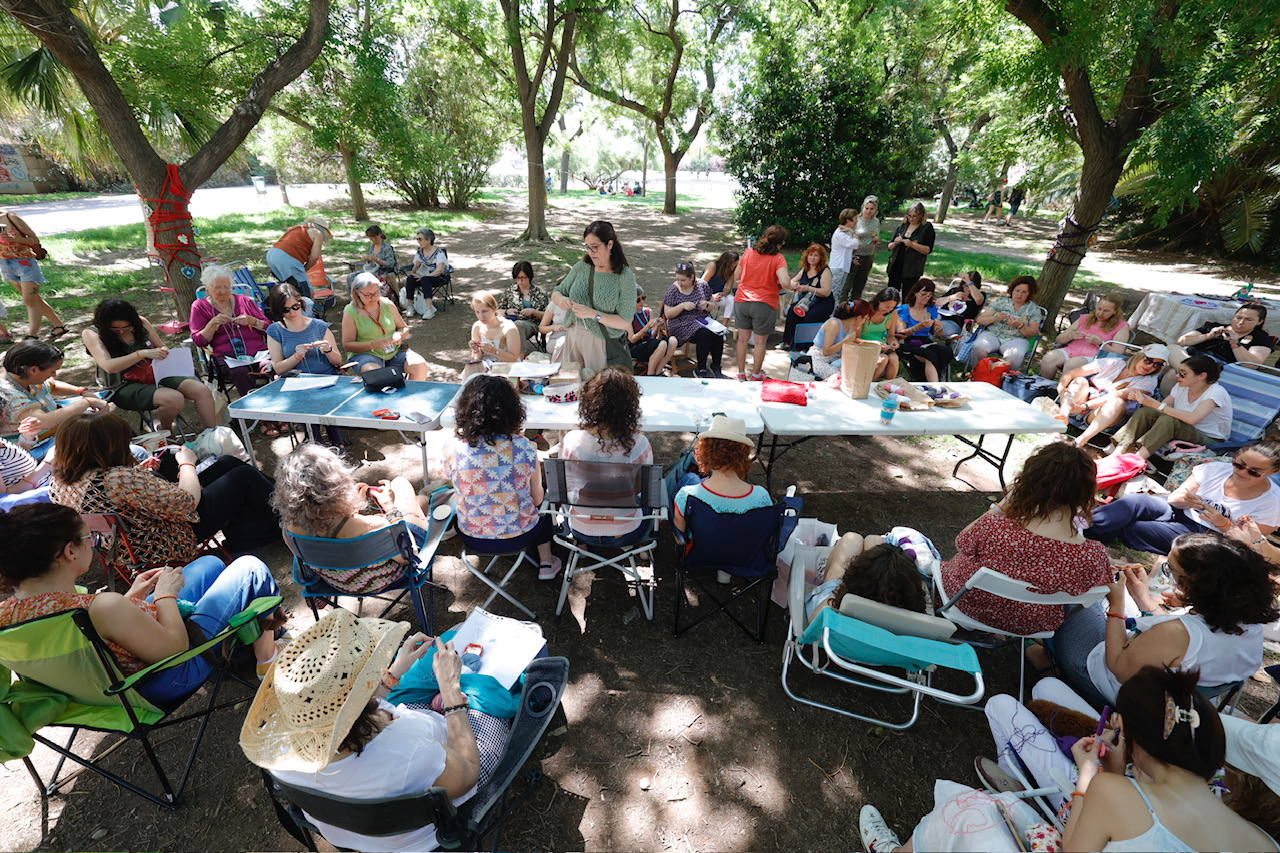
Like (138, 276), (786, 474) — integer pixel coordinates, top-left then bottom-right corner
(404, 305), (415, 318)
(716, 570), (731, 584)
(424, 305), (437, 319)
(860, 805), (902, 853)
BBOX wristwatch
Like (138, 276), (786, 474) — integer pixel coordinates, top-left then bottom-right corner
(594, 312), (603, 323)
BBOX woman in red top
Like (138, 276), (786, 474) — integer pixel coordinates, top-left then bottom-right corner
(939, 442), (1112, 636)
(731, 225), (790, 381)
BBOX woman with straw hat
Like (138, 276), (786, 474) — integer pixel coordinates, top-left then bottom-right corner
(240, 608), (483, 853)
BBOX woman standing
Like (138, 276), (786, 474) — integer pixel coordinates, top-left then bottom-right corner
(267, 217), (331, 306)
(663, 262), (724, 378)
(782, 244), (835, 349)
(189, 264), (269, 396)
(969, 275), (1042, 368)
(846, 196), (882, 302)
(829, 209), (860, 305)
(342, 273), (428, 380)
(1107, 353), (1232, 460)
(550, 221), (636, 376)
(852, 287), (902, 382)
(0, 208), (66, 340)
(731, 225), (790, 381)
(895, 278), (951, 382)
(83, 299), (218, 431)
(884, 203), (935, 291)
(1038, 294), (1130, 379)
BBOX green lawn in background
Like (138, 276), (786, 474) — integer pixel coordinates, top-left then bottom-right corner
(0, 190), (99, 205)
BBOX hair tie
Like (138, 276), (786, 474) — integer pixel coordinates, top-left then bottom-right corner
(1162, 692), (1201, 740)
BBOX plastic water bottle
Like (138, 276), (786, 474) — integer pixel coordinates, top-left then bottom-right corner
(880, 394), (900, 424)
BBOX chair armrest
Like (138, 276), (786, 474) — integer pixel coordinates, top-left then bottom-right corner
(107, 595), (282, 694)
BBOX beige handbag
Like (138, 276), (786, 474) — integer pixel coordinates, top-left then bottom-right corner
(840, 341), (881, 399)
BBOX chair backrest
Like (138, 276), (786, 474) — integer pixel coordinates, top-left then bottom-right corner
(837, 594), (958, 641)
(0, 608), (164, 724)
(195, 282), (265, 304)
(793, 322), (824, 348)
(683, 495), (786, 578)
(269, 776), (454, 838)
(1214, 362), (1280, 447)
(965, 566), (1110, 607)
(282, 522), (418, 585)
(543, 458), (665, 512)
(798, 607), (980, 675)
(83, 512), (135, 580)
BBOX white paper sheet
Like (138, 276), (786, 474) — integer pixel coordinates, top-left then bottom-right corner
(446, 607), (545, 689)
(280, 375), (338, 391)
(150, 347), (196, 384)
(501, 361), (562, 379)
(222, 350), (270, 370)
(698, 316), (728, 336)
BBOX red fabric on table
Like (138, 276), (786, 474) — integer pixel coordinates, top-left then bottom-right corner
(761, 378), (808, 405)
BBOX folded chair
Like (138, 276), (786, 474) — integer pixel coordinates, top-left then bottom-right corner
(933, 564), (1110, 702)
(672, 492), (797, 641)
(262, 655), (570, 851)
(462, 539), (539, 621)
(781, 563), (984, 729)
(284, 506), (456, 635)
(543, 458), (667, 622)
(0, 596), (280, 808)
(83, 511), (228, 589)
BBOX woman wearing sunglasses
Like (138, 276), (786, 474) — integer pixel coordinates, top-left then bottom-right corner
(1053, 343), (1168, 446)
(266, 284), (344, 376)
(1087, 438), (1280, 555)
(1104, 353), (1232, 461)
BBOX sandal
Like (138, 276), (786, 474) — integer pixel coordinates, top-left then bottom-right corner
(974, 756), (1025, 793)
(45, 325), (69, 340)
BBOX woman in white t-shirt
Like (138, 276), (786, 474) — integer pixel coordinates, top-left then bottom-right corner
(1088, 439), (1280, 554)
(1106, 354), (1233, 460)
(1054, 343), (1167, 447)
(559, 367), (653, 541)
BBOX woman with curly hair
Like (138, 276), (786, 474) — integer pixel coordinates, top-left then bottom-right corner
(969, 275), (1042, 368)
(445, 376), (557, 579)
(803, 534), (927, 624)
(560, 368), (653, 541)
(1053, 531), (1280, 708)
(938, 442), (1113, 636)
(272, 443), (431, 593)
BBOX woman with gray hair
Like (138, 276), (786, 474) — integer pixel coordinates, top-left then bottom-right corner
(189, 264), (270, 396)
(405, 228), (449, 319)
(846, 195), (882, 301)
(341, 272), (428, 380)
(885, 202), (935, 291)
(273, 442), (433, 593)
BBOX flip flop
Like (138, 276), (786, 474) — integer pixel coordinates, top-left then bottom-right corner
(45, 325), (69, 339)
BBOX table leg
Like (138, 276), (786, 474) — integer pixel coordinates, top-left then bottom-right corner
(235, 417), (260, 469)
(756, 432), (812, 493)
(951, 433), (1014, 490)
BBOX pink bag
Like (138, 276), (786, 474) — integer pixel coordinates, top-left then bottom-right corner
(1095, 452), (1146, 495)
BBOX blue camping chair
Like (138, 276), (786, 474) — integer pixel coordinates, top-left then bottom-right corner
(263, 655), (569, 851)
(1205, 361), (1280, 451)
(787, 322), (826, 376)
(283, 506), (455, 634)
(672, 491), (798, 641)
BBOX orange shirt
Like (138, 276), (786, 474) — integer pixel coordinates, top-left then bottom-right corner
(735, 248), (786, 309)
(273, 225), (315, 265)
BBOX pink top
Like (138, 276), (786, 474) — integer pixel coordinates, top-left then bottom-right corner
(189, 294), (268, 358)
(939, 512), (1112, 635)
(1063, 315), (1128, 359)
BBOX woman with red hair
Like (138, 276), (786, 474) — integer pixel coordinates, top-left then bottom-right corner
(782, 243), (834, 349)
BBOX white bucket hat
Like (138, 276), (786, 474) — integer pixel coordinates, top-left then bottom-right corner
(239, 608), (408, 772)
(1141, 343), (1170, 362)
(698, 414), (753, 448)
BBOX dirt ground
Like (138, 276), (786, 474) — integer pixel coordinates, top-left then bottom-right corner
(3, 196), (1277, 852)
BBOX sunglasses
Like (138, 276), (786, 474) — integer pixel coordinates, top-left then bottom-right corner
(1233, 460), (1269, 478)
(1175, 369), (1191, 377)
(283, 303), (305, 313)
(1142, 357), (1165, 366)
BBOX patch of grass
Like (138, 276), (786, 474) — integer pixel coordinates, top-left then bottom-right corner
(0, 190), (99, 205)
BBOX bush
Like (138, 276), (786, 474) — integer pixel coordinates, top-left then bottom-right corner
(717, 37), (931, 246)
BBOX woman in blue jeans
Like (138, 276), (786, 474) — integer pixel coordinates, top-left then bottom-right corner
(0, 503), (283, 704)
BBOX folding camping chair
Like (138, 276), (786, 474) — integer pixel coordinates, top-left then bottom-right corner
(933, 564), (1110, 702)
(672, 493), (797, 641)
(262, 655), (569, 851)
(283, 505), (456, 635)
(542, 458), (667, 622)
(84, 512), (228, 589)
(1202, 361), (1280, 452)
(787, 322), (825, 377)
(0, 596), (280, 808)
(781, 563), (984, 729)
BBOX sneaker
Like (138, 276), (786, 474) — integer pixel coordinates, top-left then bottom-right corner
(404, 305), (415, 318)
(694, 367), (715, 379)
(859, 805), (902, 853)
(716, 570), (731, 584)
(538, 556), (563, 581)
(736, 372), (748, 382)
(424, 304), (437, 319)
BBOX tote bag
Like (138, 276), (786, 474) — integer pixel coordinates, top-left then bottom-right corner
(839, 341), (881, 399)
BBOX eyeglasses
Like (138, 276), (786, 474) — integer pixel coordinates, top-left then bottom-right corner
(1142, 357), (1165, 367)
(1233, 460), (1269, 478)
(584, 242), (606, 253)
(1175, 369), (1191, 377)
(283, 303), (305, 313)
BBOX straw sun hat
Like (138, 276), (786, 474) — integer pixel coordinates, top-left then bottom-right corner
(699, 414), (753, 448)
(239, 608), (409, 772)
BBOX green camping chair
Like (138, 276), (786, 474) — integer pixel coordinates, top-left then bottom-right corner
(0, 595), (280, 808)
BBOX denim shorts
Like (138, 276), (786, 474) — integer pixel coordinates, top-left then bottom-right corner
(352, 349), (408, 372)
(1, 258), (45, 284)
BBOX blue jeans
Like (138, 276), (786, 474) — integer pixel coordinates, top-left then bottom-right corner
(351, 349), (409, 372)
(1085, 493), (1210, 555)
(138, 555), (280, 706)
(1048, 602), (1110, 710)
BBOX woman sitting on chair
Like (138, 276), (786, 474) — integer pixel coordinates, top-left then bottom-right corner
(466, 291), (522, 374)
(0, 340), (110, 444)
(499, 261), (549, 354)
(805, 301), (859, 380)
(272, 443), (432, 594)
(851, 288), (902, 381)
(781, 243), (835, 349)
(1102, 353), (1233, 461)
(1053, 531), (1279, 708)
(938, 442), (1112, 636)
(240, 609), (487, 853)
(189, 264), (269, 396)
(83, 298), (219, 432)
(342, 273), (428, 380)
(662, 261), (723, 378)
(0, 503), (282, 697)
(803, 535), (927, 624)
(1038, 294), (1130, 379)
(266, 284), (345, 377)
(672, 415), (772, 540)
(561, 368), (654, 542)
(895, 278), (952, 382)
(50, 412), (279, 565)
(1052, 343), (1167, 447)
(445, 376), (558, 580)
(969, 275), (1042, 368)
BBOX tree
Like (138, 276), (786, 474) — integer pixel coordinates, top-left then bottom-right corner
(572, 0), (737, 214)
(442, 0), (577, 240)
(1003, 0), (1265, 323)
(934, 111), (992, 223)
(0, 0), (330, 310)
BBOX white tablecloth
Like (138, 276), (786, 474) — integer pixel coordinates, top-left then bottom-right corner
(1129, 292), (1280, 344)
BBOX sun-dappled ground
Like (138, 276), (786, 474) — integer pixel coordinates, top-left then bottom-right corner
(2, 192), (1277, 852)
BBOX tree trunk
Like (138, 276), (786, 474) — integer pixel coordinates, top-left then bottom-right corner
(661, 145), (680, 215)
(338, 139), (367, 221)
(138, 165), (204, 313)
(936, 158), (959, 224)
(1035, 152), (1127, 325)
(521, 128), (550, 241)
(559, 150), (569, 192)
(641, 136), (650, 196)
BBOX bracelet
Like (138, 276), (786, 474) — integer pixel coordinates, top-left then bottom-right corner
(441, 701), (470, 715)
(179, 462), (196, 470)
(153, 594), (178, 604)
(381, 671), (401, 689)
(1107, 611), (1126, 620)
(1071, 790), (1086, 799)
